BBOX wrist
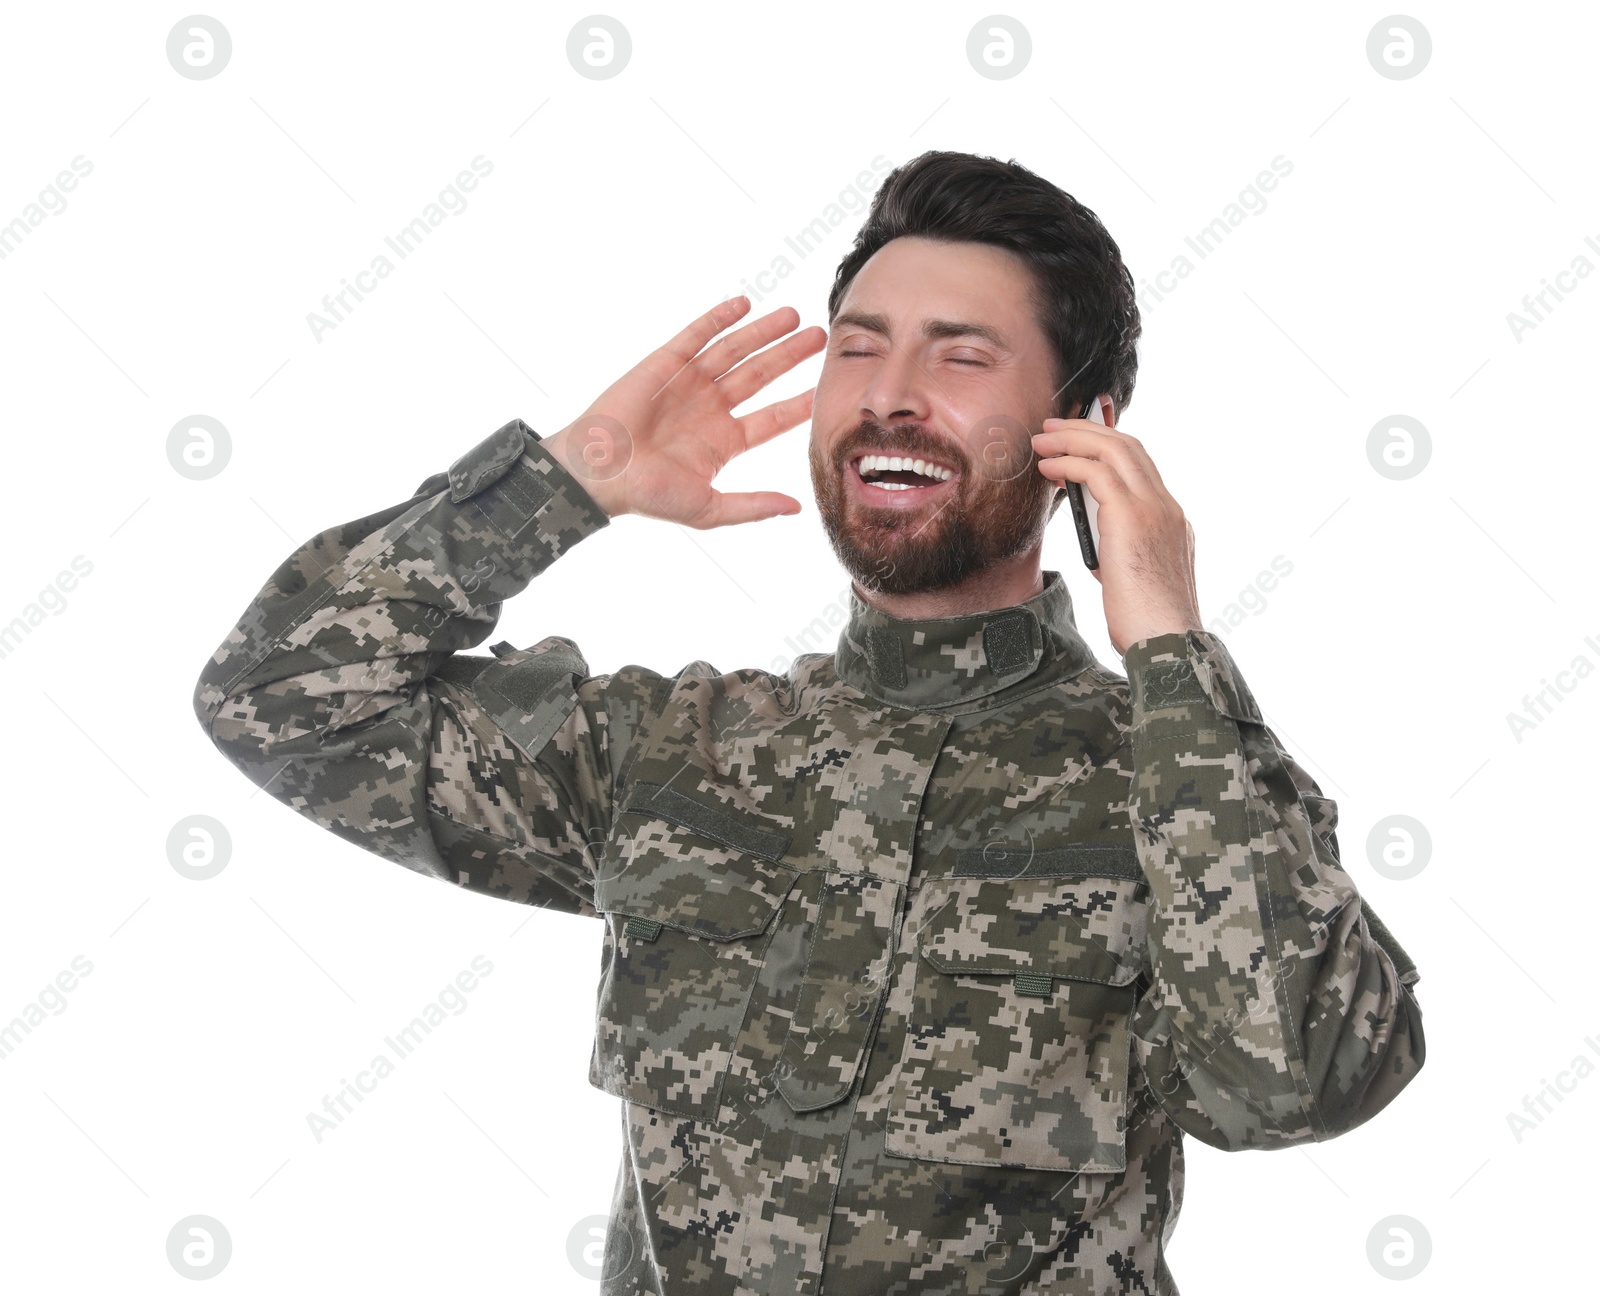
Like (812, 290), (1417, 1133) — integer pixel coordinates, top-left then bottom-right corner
(1116, 615), (1203, 659)
(542, 425), (629, 518)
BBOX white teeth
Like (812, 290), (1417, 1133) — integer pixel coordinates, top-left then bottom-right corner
(856, 453), (953, 482)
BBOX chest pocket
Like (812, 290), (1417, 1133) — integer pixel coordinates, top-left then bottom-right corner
(886, 845), (1148, 1174)
(589, 780), (798, 1122)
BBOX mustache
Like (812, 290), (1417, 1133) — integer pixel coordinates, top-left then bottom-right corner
(833, 421), (969, 472)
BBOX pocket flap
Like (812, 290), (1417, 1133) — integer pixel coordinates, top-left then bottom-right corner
(596, 781), (797, 940)
(468, 638), (587, 764)
(919, 868), (1146, 987)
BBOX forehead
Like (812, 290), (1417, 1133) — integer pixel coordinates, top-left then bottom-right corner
(834, 236), (1041, 332)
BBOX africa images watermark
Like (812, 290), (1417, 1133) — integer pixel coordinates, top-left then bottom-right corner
(1504, 630), (1600, 743)
(0, 155), (93, 264)
(305, 155), (494, 342)
(0, 955), (95, 1063)
(724, 154), (894, 308)
(1505, 233), (1600, 343)
(0, 555), (94, 662)
(1136, 154), (1294, 315)
(771, 584), (854, 675)
(1204, 554), (1294, 639)
(305, 954), (495, 1142)
(1505, 1031), (1600, 1144)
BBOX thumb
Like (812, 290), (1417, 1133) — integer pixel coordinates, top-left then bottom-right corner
(687, 490), (802, 530)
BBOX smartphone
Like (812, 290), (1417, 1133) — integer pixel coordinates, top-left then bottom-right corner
(1063, 394), (1110, 570)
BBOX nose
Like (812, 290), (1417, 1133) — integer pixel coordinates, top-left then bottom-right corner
(858, 342), (932, 429)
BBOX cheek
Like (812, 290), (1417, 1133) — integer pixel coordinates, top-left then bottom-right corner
(810, 364), (849, 423)
(807, 428), (828, 470)
(940, 377), (1031, 440)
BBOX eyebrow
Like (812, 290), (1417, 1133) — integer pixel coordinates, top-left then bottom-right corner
(831, 310), (1012, 352)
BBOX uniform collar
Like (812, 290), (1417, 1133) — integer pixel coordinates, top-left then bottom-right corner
(835, 570), (1100, 713)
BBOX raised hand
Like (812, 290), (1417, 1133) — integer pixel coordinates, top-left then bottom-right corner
(542, 297), (826, 528)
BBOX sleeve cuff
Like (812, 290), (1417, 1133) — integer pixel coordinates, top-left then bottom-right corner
(1123, 629), (1264, 728)
(445, 418), (612, 554)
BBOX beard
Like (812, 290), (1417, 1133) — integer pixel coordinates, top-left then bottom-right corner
(809, 416), (1058, 597)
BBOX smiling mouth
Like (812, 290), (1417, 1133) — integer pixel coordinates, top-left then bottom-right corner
(850, 452), (958, 492)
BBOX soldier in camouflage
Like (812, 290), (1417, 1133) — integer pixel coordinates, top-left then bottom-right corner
(195, 152), (1423, 1293)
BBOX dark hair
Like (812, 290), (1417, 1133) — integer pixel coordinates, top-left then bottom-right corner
(826, 150), (1140, 418)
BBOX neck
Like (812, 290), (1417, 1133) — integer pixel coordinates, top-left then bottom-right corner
(850, 544), (1046, 621)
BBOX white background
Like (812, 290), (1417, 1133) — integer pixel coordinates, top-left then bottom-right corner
(2, 2), (1595, 1291)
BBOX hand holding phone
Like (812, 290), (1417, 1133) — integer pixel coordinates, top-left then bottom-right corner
(1063, 394), (1110, 570)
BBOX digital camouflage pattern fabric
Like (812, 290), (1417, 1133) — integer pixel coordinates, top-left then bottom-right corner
(194, 419), (1425, 1294)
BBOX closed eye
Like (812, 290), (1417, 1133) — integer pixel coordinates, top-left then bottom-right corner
(837, 350), (986, 365)
(838, 348), (985, 363)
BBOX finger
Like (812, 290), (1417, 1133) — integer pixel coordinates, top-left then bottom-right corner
(1110, 428), (1168, 492)
(1034, 422), (1162, 497)
(717, 326), (828, 410)
(1080, 422), (1167, 493)
(697, 305), (806, 380)
(737, 387), (815, 453)
(1034, 421), (1125, 459)
(656, 296), (753, 367)
(1034, 452), (1129, 503)
(688, 489), (802, 530)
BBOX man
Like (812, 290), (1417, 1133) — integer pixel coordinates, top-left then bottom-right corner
(194, 150), (1424, 1294)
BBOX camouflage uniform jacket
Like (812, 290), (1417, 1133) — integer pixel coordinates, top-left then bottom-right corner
(194, 419), (1425, 1295)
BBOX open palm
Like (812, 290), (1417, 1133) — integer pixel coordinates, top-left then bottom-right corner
(545, 297), (826, 528)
